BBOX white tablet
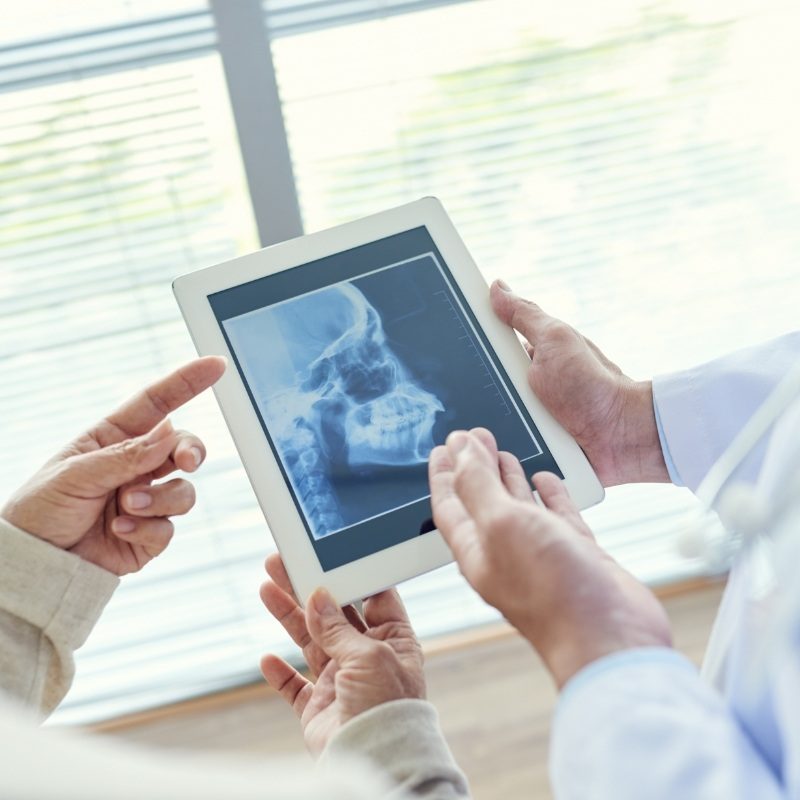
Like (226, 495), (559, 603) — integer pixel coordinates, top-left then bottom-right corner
(173, 197), (603, 605)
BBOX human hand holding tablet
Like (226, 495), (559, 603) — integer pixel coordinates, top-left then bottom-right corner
(173, 198), (603, 605)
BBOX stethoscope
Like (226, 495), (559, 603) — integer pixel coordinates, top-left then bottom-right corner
(672, 362), (800, 686)
(676, 362), (800, 572)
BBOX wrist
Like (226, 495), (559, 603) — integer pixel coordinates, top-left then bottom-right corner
(517, 587), (673, 689)
(608, 380), (670, 485)
(0, 498), (61, 550)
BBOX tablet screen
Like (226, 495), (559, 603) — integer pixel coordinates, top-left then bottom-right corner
(210, 227), (562, 571)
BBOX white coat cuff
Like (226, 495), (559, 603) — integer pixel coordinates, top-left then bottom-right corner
(652, 331), (800, 494)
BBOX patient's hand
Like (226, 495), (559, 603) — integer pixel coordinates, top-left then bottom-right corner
(259, 554), (425, 756)
(0, 357), (226, 575)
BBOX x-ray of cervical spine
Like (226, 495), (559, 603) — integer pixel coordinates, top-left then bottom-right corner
(225, 283), (444, 539)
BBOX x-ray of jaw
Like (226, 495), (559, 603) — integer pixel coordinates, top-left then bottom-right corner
(224, 282), (444, 539)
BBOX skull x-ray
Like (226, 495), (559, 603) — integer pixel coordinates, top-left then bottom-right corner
(217, 239), (558, 567)
(225, 279), (444, 538)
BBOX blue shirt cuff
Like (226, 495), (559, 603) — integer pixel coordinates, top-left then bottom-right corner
(558, 647), (697, 708)
(653, 392), (684, 486)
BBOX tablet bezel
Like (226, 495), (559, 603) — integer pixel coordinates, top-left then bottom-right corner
(173, 197), (604, 605)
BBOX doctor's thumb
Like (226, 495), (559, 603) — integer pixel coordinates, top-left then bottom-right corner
(489, 280), (550, 342)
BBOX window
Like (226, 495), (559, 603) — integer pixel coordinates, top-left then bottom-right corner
(270, 0), (800, 572)
(0, 6), (266, 722)
(1, 0), (799, 724)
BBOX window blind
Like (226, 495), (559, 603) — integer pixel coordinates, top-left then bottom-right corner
(2, 0), (800, 725)
(263, 0), (468, 37)
(269, 0), (800, 578)
(0, 28), (273, 723)
(0, 9), (215, 92)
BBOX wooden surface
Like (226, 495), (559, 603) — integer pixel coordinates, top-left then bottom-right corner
(96, 581), (725, 800)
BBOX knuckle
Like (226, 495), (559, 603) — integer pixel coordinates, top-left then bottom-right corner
(487, 507), (518, 537)
(509, 304), (533, 335)
(148, 519), (175, 552)
(324, 617), (352, 642)
(116, 437), (155, 471)
(544, 319), (575, 345)
(144, 387), (172, 418)
(178, 480), (196, 511)
(364, 642), (397, 671)
(452, 467), (470, 496)
(160, 522), (176, 547)
(157, 479), (195, 515)
(508, 298), (542, 332)
(117, 438), (142, 459)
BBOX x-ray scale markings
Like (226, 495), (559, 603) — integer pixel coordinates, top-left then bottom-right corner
(426, 255), (542, 456)
(433, 286), (514, 420)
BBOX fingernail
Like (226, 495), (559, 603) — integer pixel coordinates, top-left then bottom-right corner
(446, 431), (469, 455)
(145, 419), (174, 444)
(497, 279), (512, 292)
(312, 588), (337, 617)
(189, 446), (203, 468)
(127, 491), (151, 510)
(112, 517), (136, 534)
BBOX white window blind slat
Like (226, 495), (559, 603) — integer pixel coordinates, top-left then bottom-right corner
(263, 0), (468, 37)
(0, 2), (207, 47)
(0, 10), (216, 91)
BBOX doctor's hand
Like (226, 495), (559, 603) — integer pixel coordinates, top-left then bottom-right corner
(259, 554), (425, 757)
(0, 356), (226, 576)
(490, 281), (669, 486)
(430, 428), (672, 688)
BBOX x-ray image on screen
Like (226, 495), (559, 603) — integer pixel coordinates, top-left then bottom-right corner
(222, 253), (543, 542)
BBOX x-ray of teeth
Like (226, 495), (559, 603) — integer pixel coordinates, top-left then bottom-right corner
(225, 280), (445, 539)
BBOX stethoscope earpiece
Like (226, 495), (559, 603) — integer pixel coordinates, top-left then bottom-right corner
(677, 509), (730, 569)
(677, 484), (768, 571)
(715, 483), (770, 541)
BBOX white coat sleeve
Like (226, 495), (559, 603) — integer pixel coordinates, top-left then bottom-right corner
(652, 331), (800, 492)
(549, 649), (785, 800)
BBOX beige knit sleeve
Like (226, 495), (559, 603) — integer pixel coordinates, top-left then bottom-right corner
(319, 699), (471, 798)
(0, 518), (118, 716)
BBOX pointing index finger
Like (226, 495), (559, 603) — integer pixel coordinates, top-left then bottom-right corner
(98, 357), (226, 442)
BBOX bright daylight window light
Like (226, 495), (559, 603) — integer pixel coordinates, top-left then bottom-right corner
(1, 0), (799, 723)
